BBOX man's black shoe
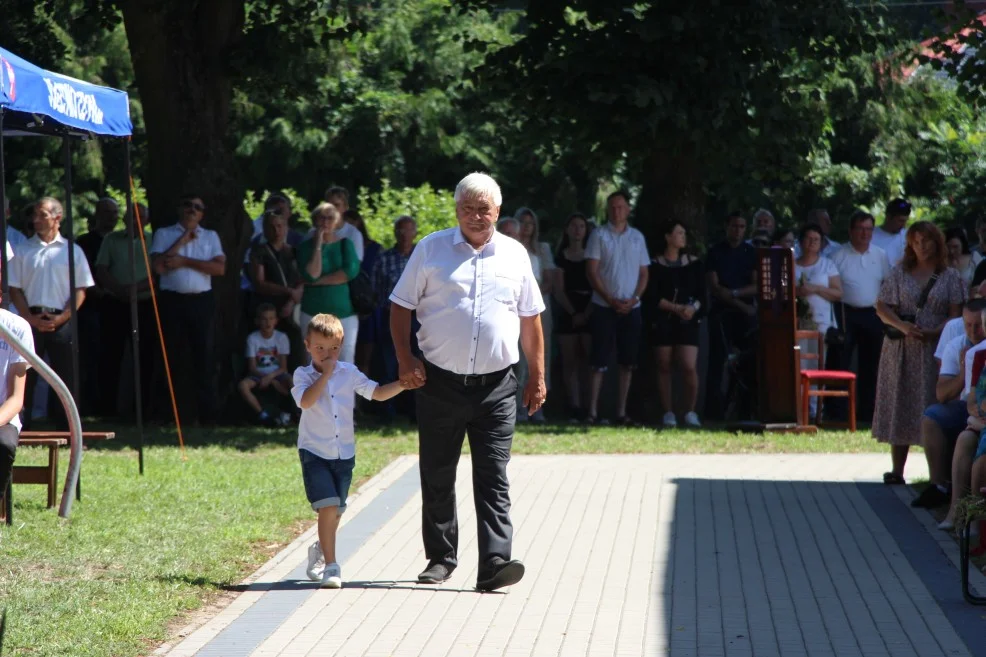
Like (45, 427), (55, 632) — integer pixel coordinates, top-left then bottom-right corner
(476, 560), (525, 592)
(911, 485), (949, 508)
(417, 563), (453, 584)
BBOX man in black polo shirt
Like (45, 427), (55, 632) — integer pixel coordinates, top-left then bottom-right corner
(705, 212), (757, 420)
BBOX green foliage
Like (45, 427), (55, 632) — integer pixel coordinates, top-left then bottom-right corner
(358, 180), (457, 248)
(242, 188), (311, 227)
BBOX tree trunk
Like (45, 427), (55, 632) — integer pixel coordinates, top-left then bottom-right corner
(121, 0), (250, 419)
(635, 142), (706, 253)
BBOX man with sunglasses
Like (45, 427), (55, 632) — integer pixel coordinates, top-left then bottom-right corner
(871, 198), (910, 268)
(150, 194), (226, 425)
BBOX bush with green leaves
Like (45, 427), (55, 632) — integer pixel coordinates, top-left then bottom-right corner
(357, 180), (457, 248)
(243, 188), (313, 232)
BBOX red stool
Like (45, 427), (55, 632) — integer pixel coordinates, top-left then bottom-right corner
(796, 329), (857, 431)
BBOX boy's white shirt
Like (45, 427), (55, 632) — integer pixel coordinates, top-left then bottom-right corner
(291, 361), (377, 460)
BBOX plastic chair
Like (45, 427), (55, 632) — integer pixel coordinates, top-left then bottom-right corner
(795, 329), (856, 431)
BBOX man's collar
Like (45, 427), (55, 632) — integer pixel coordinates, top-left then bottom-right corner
(33, 232), (65, 246)
(454, 227), (497, 252)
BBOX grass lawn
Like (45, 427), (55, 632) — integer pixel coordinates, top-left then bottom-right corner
(0, 420), (888, 656)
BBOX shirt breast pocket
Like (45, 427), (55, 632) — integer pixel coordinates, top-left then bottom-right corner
(495, 274), (521, 307)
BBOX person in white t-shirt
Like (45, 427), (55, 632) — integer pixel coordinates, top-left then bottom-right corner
(871, 198), (910, 268)
(914, 300), (986, 511)
(323, 187), (365, 261)
(239, 303), (293, 426)
(0, 284), (33, 504)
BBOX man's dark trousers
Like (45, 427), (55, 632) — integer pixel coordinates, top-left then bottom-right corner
(828, 303), (884, 422)
(99, 297), (156, 417)
(23, 321), (76, 430)
(159, 290), (217, 424)
(704, 309), (755, 420)
(0, 423), (19, 497)
(416, 361), (517, 580)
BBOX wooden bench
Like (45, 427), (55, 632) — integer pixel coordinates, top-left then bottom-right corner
(1, 431), (115, 525)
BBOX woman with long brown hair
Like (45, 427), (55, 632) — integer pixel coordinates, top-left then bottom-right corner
(874, 221), (964, 484)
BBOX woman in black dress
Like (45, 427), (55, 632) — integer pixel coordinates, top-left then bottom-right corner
(553, 213), (593, 421)
(644, 221), (706, 428)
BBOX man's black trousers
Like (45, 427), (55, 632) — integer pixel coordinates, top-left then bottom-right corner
(416, 361), (517, 580)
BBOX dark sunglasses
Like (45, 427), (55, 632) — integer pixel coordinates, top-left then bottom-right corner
(182, 200), (205, 212)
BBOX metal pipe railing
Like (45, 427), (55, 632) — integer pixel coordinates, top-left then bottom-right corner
(0, 320), (82, 518)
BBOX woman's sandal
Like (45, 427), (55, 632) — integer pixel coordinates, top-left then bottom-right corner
(883, 472), (906, 485)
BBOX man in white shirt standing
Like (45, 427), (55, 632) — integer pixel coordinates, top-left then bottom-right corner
(829, 210), (890, 422)
(871, 198), (910, 268)
(9, 197), (94, 430)
(0, 277), (33, 506)
(389, 172), (545, 592)
(150, 194), (226, 425)
(584, 190), (650, 425)
(324, 186), (365, 261)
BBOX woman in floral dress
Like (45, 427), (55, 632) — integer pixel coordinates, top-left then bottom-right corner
(874, 221), (964, 484)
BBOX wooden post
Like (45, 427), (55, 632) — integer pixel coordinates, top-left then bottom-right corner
(756, 247), (802, 426)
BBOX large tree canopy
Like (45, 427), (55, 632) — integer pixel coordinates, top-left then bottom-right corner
(473, 0), (886, 241)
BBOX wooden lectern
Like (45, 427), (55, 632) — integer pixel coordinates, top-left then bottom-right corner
(756, 247), (803, 427)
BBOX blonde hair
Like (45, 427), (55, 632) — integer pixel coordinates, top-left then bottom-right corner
(311, 202), (340, 228)
(307, 313), (344, 340)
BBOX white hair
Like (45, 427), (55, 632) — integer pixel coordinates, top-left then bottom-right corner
(454, 172), (502, 207)
(753, 208), (774, 222)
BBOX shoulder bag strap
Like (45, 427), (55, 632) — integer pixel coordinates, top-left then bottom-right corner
(916, 273), (939, 312)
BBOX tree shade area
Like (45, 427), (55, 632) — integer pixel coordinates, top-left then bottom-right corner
(4, 0), (986, 393)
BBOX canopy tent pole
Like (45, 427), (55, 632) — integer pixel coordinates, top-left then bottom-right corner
(0, 108), (8, 309)
(124, 141), (144, 474)
(63, 138), (82, 500)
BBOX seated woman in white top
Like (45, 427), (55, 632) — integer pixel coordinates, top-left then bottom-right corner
(795, 223), (843, 416)
(0, 293), (34, 503)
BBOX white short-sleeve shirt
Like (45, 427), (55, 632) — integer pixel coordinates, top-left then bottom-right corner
(940, 334), (968, 380)
(965, 338), (986, 396)
(389, 227), (545, 375)
(936, 317), (965, 361)
(246, 330), (290, 375)
(830, 244), (890, 308)
(871, 226), (907, 268)
(150, 223), (225, 294)
(9, 234), (94, 309)
(794, 257), (839, 331)
(291, 361), (378, 460)
(585, 222), (650, 308)
(0, 308), (33, 431)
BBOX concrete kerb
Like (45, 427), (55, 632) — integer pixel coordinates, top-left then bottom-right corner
(153, 455), (419, 657)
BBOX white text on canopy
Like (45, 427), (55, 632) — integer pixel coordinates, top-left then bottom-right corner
(42, 77), (104, 126)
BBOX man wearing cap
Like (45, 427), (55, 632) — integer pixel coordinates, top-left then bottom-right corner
(9, 197), (95, 429)
(871, 198), (910, 268)
(389, 172), (545, 592)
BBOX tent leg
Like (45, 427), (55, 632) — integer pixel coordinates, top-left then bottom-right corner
(124, 141), (144, 474)
(62, 138), (82, 501)
(0, 108), (8, 310)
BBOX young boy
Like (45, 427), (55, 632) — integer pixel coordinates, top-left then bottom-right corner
(293, 313), (408, 588)
(239, 303), (292, 426)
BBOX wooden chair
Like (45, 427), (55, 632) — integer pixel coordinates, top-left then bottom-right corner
(795, 329), (857, 431)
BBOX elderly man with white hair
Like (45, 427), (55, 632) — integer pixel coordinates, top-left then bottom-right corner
(389, 172), (545, 592)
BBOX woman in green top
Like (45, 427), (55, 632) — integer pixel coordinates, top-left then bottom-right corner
(296, 202), (361, 362)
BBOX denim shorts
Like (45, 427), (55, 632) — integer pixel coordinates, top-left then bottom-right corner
(299, 450), (355, 513)
(923, 399), (969, 443)
(977, 429), (986, 461)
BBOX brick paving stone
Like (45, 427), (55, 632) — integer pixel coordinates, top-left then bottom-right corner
(158, 453), (986, 657)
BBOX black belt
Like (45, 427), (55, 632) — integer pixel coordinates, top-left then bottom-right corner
(29, 306), (61, 315)
(844, 304), (876, 312)
(425, 360), (510, 387)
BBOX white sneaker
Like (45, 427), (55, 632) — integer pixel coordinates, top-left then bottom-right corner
(306, 541), (324, 581)
(320, 562), (342, 589)
(683, 412), (701, 428)
(662, 412), (677, 428)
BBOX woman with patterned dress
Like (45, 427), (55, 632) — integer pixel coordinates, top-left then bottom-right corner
(874, 221), (964, 485)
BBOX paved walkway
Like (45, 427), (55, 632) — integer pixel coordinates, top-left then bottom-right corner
(156, 454), (986, 657)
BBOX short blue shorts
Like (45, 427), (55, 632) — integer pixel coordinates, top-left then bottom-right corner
(977, 429), (986, 461)
(299, 450), (355, 513)
(923, 399), (968, 444)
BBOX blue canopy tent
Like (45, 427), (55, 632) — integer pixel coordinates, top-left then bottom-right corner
(0, 46), (142, 519)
